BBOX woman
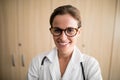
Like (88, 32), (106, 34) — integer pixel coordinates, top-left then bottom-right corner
(28, 5), (102, 80)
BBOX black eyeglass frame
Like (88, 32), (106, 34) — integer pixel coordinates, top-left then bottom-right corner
(49, 27), (80, 37)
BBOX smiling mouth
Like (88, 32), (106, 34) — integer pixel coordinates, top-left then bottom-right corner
(57, 42), (70, 46)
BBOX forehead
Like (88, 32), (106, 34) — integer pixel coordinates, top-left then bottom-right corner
(52, 14), (78, 28)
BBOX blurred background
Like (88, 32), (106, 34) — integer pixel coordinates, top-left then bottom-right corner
(0, 0), (120, 80)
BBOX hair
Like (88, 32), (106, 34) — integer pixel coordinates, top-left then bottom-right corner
(49, 5), (81, 28)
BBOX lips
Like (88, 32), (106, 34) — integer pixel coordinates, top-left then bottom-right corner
(59, 42), (68, 46)
(57, 41), (70, 47)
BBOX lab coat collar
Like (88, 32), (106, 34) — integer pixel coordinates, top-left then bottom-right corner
(46, 47), (58, 63)
(46, 47), (61, 79)
(46, 46), (83, 63)
(46, 46), (84, 79)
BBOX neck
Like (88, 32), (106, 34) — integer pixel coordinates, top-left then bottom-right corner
(58, 50), (73, 60)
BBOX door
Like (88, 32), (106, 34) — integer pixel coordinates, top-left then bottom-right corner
(110, 0), (120, 79)
(17, 0), (52, 79)
(0, 0), (52, 79)
(0, 0), (20, 80)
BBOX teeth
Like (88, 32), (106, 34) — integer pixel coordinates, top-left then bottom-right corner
(59, 42), (68, 46)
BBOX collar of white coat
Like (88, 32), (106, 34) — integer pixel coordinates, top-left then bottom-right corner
(46, 46), (84, 63)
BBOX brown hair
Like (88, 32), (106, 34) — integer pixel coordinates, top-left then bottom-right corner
(50, 5), (81, 28)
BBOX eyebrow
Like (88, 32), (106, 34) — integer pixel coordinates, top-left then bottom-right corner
(53, 27), (77, 30)
(53, 26), (76, 28)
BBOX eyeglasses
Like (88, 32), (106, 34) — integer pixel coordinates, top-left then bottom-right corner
(49, 27), (79, 37)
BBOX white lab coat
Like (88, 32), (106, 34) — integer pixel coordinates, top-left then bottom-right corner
(27, 46), (102, 80)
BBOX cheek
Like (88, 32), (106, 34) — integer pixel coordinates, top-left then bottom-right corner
(71, 37), (77, 44)
(53, 36), (58, 42)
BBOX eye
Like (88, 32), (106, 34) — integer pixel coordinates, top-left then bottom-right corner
(66, 28), (76, 33)
(50, 27), (62, 36)
(53, 27), (61, 33)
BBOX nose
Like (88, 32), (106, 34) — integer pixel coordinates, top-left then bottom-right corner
(59, 31), (67, 41)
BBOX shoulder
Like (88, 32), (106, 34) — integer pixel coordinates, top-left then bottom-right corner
(30, 47), (57, 67)
(74, 46), (100, 68)
(81, 54), (102, 79)
(27, 52), (49, 78)
(82, 54), (99, 66)
(30, 52), (48, 67)
(81, 53), (100, 71)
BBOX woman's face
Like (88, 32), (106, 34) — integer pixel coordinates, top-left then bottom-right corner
(52, 14), (80, 54)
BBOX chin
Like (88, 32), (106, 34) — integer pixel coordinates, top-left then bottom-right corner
(57, 45), (73, 53)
